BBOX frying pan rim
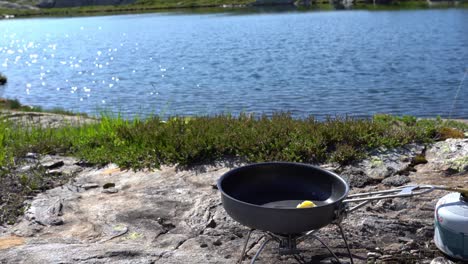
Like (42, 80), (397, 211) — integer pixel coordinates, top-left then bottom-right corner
(217, 161), (350, 211)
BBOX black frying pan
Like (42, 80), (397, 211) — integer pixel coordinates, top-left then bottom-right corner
(218, 162), (349, 234)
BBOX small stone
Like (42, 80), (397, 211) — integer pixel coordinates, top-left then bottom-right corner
(42, 160), (64, 170)
(103, 182), (115, 189)
(383, 243), (402, 253)
(25, 153), (38, 159)
(82, 183), (99, 190)
(382, 175), (411, 187)
(410, 249), (419, 254)
(430, 256), (455, 264)
(18, 165), (32, 172)
(102, 187), (118, 194)
(379, 255), (393, 260)
(398, 237), (413, 243)
(49, 218), (64, 226)
(200, 243), (208, 248)
(212, 239), (222, 246)
(367, 252), (381, 258)
(206, 219), (217, 229)
(46, 169), (62, 176)
(75, 160), (94, 167)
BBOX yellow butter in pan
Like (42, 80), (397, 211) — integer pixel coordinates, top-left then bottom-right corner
(296, 200), (316, 208)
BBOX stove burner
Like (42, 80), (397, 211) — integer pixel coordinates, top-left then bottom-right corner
(238, 223), (354, 264)
(276, 234), (302, 256)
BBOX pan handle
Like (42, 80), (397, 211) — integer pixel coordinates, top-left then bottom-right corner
(343, 185), (435, 213)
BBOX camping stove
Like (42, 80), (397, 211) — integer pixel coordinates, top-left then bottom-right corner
(238, 223), (353, 264)
(218, 162), (468, 264)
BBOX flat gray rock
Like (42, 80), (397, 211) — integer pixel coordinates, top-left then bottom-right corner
(1, 140), (467, 263)
(422, 138), (468, 174)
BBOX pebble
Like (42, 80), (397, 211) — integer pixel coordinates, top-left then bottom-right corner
(398, 237), (413, 243)
(46, 169), (62, 176)
(102, 187), (118, 194)
(25, 153), (38, 159)
(367, 252), (381, 258)
(82, 183), (99, 190)
(49, 218), (64, 226)
(103, 182), (115, 189)
(18, 165), (32, 172)
(430, 257), (456, 264)
(42, 160), (64, 170)
(379, 255), (393, 260)
(206, 219), (217, 228)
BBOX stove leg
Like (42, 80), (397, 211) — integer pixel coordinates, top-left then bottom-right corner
(293, 254), (307, 264)
(238, 229), (254, 264)
(311, 234), (341, 263)
(337, 224), (354, 264)
(250, 237), (272, 264)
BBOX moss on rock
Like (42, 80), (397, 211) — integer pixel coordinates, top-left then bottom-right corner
(449, 156), (468, 172)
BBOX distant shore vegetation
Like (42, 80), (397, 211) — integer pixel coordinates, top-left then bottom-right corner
(1, 98), (466, 171)
(1, 0), (467, 18)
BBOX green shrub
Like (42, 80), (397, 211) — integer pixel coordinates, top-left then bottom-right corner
(2, 113), (466, 170)
(8, 99), (21, 109)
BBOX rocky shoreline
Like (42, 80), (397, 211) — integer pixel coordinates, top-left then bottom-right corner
(0, 109), (97, 128)
(0, 136), (467, 263)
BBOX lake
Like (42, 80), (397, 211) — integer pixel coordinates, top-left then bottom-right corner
(0, 8), (467, 119)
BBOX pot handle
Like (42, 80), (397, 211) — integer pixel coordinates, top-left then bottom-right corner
(343, 185), (435, 213)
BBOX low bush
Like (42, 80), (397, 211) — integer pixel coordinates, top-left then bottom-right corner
(1, 113), (466, 170)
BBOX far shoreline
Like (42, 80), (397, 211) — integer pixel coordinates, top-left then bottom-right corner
(1, 1), (467, 19)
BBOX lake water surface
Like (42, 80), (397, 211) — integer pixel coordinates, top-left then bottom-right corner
(0, 9), (467, 119)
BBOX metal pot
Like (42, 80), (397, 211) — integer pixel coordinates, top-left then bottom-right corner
(218, 162), (348, 234)
(217, 162), (434, 234)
